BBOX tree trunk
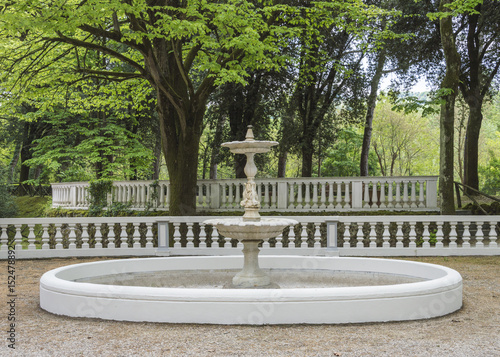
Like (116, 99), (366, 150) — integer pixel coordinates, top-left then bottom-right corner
(301, 142), (314, 177)
(209, 113), (226, 180)
(157, 91), (205, 216)
(439, 0), (460, 214)
(463, 102), (482, 193)
(360, 48), (386, 176)
(277, 151), (287, 178)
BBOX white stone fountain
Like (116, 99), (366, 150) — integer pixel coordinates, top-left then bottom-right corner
(204, 126), (297, 288)
(39, 127), (463, 325)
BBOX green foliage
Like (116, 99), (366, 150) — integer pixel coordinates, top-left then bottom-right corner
(0, 166), (17, 217)
(480, 152), (500, 195)
(321, 128), (378, 177)
(87, 179), (113, 216)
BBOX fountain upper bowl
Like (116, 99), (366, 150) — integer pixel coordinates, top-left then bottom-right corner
(203, 217), (297, 241)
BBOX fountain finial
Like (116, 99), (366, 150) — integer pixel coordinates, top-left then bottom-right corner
(245, 125), (255, 141)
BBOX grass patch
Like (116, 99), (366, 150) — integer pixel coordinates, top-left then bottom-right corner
(13, 196), (52, 218)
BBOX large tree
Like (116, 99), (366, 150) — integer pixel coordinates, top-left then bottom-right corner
(457, 1), (500, 194)
(0, 0), (302, 215)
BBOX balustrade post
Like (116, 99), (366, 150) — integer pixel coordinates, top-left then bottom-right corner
(313, 222), (321, 248)
(68, 224), (77, 249)
(449, 222), (458, 248)
(173, 223), (182, 248)
(186, 223), (195, 248)
(435, 222), (444, 248)
(277, 181), (288, 209)
(156, 221), (170, 253)
(300, 224), (308, 248)
(54, 224), (63, 250)
(426, 179), (438, 208)
(199, 223), (207, 248)
(351, 181), (362, 209)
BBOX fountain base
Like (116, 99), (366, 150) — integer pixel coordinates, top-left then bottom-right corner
(40, 256), (462, 325)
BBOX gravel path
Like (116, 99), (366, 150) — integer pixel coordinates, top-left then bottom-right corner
(2, 256), (499, 357)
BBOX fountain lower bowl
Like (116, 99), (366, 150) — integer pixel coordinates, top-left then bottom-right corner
(40, 256), (462, 325)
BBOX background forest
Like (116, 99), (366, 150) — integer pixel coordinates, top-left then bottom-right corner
(0, 0), (499, 215)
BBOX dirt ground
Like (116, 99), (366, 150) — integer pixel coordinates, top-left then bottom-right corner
(1, 256), (499, 357)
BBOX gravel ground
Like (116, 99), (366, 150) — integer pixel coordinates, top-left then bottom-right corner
(2, 256), (499, 357)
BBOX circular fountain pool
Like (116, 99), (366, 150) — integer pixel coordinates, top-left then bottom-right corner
(40, 256), (462, 324)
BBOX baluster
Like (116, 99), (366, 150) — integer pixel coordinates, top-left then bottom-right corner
(395, 182), (402, 208)
(27, 223), (36, 250)
(300, 224), (309, 248)
(262, 236), (270, 249)
(419, 180), (425, 207)
(41, 224), (50, 249)
(54, 224), (64, 250)
(475, 221), (484, 248)
(363, 182), (370, 208)
(382, 222), (390, 248)
(173, 223), (182, 248)
(81, 223), (90, 249)
(257, 183), (262, 206)
(462, 221), (471, 248)
(410, 181), (417, 208)
(68, 223), (77, 249)
(403, 181), (409, 208)
(297, 183), (303, 209)
(288, 182), (295, 209)
(379, 181), (386, 209)
(224, 234), (231, 249)
(489, 221), (498, 248)
(435, 222), (444, 248)
(271, 183), (277, 209)
(107, 223), (116, 249)
(12, 224), (22, 250)
(199, 223), (207, 248)
(235, 183), (241, 206)
(387, 181), (393, 208)
(221, 183), (227, 209)
(344, 182), (351, 208)
(186, 223), (195, 248)
(95, 223), (103, 249)
(319, 183), (326, 209)
(422, 222), (430, 248)
(356, 223), (364, 248)
(276, 229), (283, 249)
(408, 222), (417, 248)
(449, 222), (458, 249)
(395, 221), (404, 248)
(369, 222), (377, 248)
(166, 183), (171, 209)
(146, 222), (154, 248)
(211, 226), (219, 248)
(327, 182), (334, 209)
(314, 222), (321, 248)
(304, 183), (311, 209)
(132, 222), (141, 248)
(312, 183), (318, 209)
(2, 225), (11, 250)
(264, 183), (270, 209)
(228, 184), (234, 207)
(288, 225), (296, 248)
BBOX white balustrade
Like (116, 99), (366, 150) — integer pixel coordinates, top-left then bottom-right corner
(3, 215), (496, 259)
(51, 176), (439, 212)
